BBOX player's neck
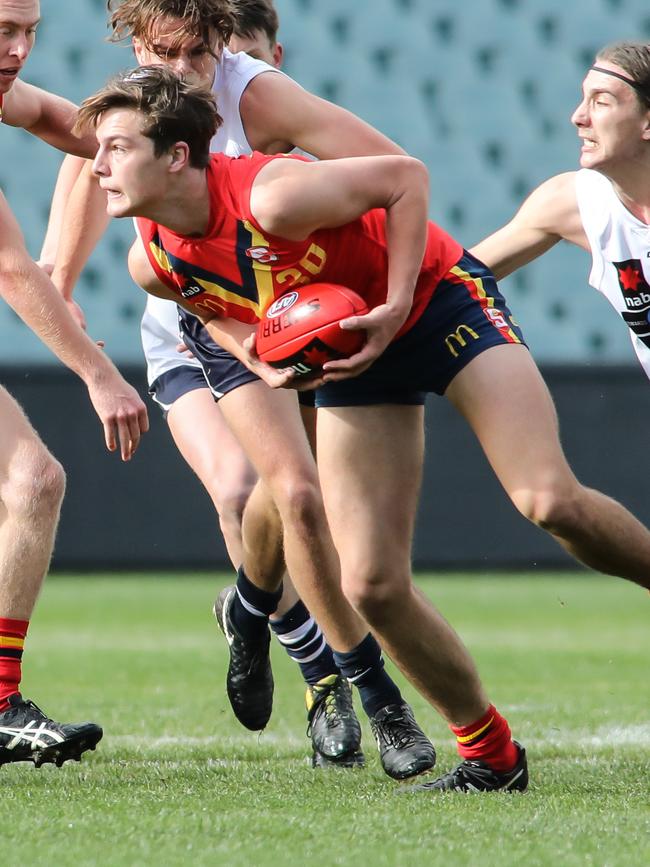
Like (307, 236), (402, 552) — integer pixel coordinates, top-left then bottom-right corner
(608, 163), (650, 224)
(147, 169), (211, 237)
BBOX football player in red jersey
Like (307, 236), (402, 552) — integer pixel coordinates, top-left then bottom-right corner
(0, 0), (148, 769)
(77, 66), (537, 793)
(44, 0), (433, 771)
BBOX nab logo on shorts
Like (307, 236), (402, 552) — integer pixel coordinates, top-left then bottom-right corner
(246, 246), (278, 264)
(180, 282), (204, 299)
(444, 324), (479, 358)
(266, 291), (299, 319)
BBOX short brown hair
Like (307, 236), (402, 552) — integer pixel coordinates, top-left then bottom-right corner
(75, 65), (221, 168)
(230, 0), (278, 44)
(107, 0), (234, 53)
(596, 41), (650, 108)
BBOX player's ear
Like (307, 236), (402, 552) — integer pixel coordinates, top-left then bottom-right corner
(168, 142), (190, 172)
(272, 42), (283, 69)
(132, 37), (145, 64)
(642, 111), (650, 140)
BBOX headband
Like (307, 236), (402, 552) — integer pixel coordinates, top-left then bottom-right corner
(590, 65), (650, 103)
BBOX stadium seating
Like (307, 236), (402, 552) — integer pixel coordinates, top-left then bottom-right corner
(1, 0), (647, 365)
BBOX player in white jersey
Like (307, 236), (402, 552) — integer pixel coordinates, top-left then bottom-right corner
(45, 0), (442, 779)
(0, 0), (148, 769)
(472, 41), (650, 379)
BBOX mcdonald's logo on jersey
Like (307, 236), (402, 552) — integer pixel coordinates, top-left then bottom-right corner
(444, 324), (479, 357)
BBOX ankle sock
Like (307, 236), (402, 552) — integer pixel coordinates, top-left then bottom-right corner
(270, 599), (337, 685)
(333, 632), (402, 717)
(0, 618), (28, 710)
(229, 567), (283, 641)
(451, 704), (519, 772)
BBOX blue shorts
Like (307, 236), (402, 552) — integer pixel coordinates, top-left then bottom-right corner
(149, 365), (208, 413)
(315, 251), (526, 408)
(150, 311), (316, 412)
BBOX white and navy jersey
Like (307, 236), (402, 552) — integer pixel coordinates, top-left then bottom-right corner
(140, 49), (282, 386)
(575, 168), (650, 379)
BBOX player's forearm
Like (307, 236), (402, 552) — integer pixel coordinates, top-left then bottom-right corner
(384, 159), (430, 316)
(39, 155), (86, 268)
(0, 259), (117, 386)
(203, 317), (256, 368)
(470, 229), (559, 281)
(51, 162), (110, 299)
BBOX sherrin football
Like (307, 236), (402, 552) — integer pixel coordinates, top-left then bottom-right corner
(257, 283), (368, 376)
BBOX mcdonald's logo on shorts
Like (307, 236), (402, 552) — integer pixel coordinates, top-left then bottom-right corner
(444, 324), (479, 357)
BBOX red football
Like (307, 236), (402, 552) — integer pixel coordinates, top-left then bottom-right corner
(257, 283), (369, 376)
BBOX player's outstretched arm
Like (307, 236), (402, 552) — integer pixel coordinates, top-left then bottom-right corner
(49, 160), (110, 315)
(0, 194), (148, 459)
(1, 79), (97, 158)
(39, 155), (86, 271)
(251, 154), (430, 380)
(470, 172), (587, 280)
(242, 72), (405, 159)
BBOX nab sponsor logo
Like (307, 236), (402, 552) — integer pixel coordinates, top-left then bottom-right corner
(246, 245), (278, 264)
(613, 259), (650, 309)
(266, 291), (299, 319)
(180, 283), (203, 299)
(444, 324), (479, 358)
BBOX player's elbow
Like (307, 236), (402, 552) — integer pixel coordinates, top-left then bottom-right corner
(0, 251), (34, 301)
(399, 156), (429, 189)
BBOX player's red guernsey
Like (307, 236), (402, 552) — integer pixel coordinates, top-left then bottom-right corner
(136, 152), (463, 338)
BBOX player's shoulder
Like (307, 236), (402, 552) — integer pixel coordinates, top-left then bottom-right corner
(531, 171), (579, 202)
(216, 48), (278, 91)
(520, 171), (580, 231)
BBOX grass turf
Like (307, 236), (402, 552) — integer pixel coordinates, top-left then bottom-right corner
(1, 573), (648, 867)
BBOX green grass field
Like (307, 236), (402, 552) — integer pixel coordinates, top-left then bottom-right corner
(1, 573), (648, 867)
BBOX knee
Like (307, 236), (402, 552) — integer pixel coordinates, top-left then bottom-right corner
(341, 563), (407, 628)
(3, 446), (66, 521)
(213, 486), (250, 532)
(511, 480), (583, 535)
(273, 475), (324, 532)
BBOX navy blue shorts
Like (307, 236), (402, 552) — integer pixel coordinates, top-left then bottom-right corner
(149, 365), (208, 413)
(315, 251), (526, 408)
(151, 310), (316, 409)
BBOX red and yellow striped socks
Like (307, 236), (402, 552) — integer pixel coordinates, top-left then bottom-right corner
(451, 704), (518, 772)
(0, 618), (28, 710)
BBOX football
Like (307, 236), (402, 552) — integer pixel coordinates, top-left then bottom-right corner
(257, 283), (368, 376)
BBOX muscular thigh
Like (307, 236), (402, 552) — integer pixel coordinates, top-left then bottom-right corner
(219, 381), (317, 484)
(316, 404), (424, 572)
(445, 343), (576, 494)
(166, 386), (256, 497)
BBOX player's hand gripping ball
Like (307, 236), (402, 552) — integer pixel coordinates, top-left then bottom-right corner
(256, 283), (368, 376)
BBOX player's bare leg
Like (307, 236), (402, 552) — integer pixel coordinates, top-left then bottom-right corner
(0, 388), (65, 620)
(316, 403), (488, 725)
(219, 381), (366, 651)
(167, 388), (257, 566)
(0, 387), (102, 766)
(446, 344), (650, 590)
(317, 402), (525, 787)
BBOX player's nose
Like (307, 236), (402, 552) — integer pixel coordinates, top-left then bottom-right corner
(9, 37), (31, 61)
(571, 98), (588, 127)
(171, 56), (193, 76)
(92, 151), (107, 177)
